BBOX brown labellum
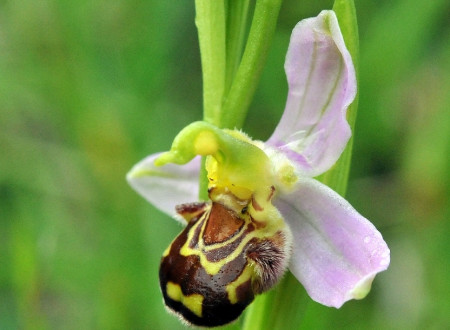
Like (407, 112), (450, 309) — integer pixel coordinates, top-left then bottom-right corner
(159, 197), (291, 327)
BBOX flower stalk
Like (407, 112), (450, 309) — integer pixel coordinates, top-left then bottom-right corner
(225, 0), (251, 93)
(221, 0), (283, 129)
(195, 0), (226, 127)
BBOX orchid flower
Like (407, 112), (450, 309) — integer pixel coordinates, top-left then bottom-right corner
(127, 10), (389, 325)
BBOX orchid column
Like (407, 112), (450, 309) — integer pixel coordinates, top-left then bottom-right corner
(127, 0), (390, 328)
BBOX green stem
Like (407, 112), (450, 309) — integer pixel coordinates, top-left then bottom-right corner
(195, 0), (226, 127)
(221, 0), (283, 129)
(225, 0), (251, 94)
(199, 159), (209, 201)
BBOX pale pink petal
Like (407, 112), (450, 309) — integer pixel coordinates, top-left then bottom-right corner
(127, 153), (201, 216)
(275, 177), (390, 308)
(267, 10), (356, 177)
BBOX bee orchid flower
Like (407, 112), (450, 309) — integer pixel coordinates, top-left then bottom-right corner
(127, 10), (390, 327)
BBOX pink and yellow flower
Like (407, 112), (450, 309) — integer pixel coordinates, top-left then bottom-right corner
(127, 10), (389, 314)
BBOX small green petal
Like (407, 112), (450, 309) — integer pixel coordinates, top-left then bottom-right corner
(347, 274), (375, 300)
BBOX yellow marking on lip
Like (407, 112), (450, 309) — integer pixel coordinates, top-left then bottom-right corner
(180, 214), (255, 276)
(226, 264), (254, 304)
(166, 282), (204, 317)
(179, 201), (287, 276)
(162, 245), (171, 257)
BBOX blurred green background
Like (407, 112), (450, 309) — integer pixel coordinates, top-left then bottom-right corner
(1, 0), (449, 329)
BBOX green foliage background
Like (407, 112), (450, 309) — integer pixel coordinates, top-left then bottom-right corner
(1, 0), (449, 329)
